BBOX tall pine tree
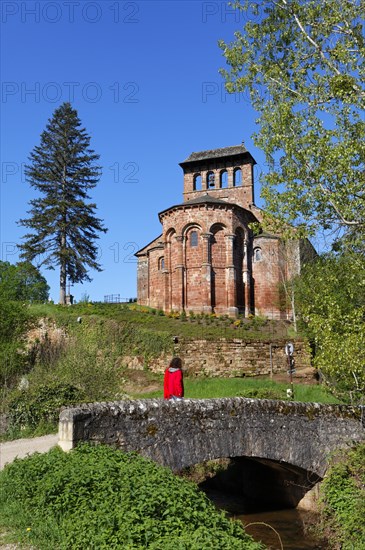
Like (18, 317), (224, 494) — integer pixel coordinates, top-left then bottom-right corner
(18, 103), (107, 304)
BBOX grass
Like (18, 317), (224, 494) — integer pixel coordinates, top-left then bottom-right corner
(132, 376), (341, 404)
(28, 302), (294, 341)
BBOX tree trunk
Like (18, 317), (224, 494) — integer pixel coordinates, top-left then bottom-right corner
(59, 262), (66, 305)
(59, 230), (67, 304)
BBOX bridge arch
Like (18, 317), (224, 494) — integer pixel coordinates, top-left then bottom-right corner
(59, 397), (364, 506)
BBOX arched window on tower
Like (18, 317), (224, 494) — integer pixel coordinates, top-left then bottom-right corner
(190, 231), (198, 247)
(193, 174), (202, 191)
(207, 171), (215, 189)
(233, 168), (242, 187)
(220, 170), (228, 188)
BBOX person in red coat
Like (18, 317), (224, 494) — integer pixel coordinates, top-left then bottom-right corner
(164, 357), (184, 400)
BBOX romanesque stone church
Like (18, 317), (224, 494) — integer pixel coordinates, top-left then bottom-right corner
(136, 144), (313, 319)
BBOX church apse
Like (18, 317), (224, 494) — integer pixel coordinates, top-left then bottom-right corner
(135, 144), (313, 319)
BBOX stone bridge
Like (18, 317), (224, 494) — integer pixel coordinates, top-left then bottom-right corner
(59, 398), (365, 508)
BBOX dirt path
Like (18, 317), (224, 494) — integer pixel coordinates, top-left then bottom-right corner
(0, 434), (59, 470)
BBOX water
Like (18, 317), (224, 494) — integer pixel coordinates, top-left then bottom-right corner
(203, 489), (327, 550)
(239, 509), (326, 549)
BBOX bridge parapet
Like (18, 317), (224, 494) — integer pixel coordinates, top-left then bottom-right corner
(59, 398), (365, 478)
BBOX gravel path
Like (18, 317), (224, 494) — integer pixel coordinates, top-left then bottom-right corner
(0, 434), (59, 470)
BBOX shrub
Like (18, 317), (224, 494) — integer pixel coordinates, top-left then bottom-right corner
(0, 444), (263, 549)
(238, 388), (284, 400)
(7, 382), (86, 431)
(0, 300), (32, 390)
(319, 444), (365, 549)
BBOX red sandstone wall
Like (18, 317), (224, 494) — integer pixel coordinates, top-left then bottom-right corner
(137, 259), (148, 305)
(146, 247), (165, 310)
(252, 236), (285, 319)
(137, 185), (304, 319)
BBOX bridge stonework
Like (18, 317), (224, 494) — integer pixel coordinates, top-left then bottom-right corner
(59, 398), (364, 481)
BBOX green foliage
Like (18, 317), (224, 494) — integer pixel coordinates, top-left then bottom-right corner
(28, 319), (127, 402)
(220, 0), (365, 248)
(7, 382), (86, 431)
(0, 444), (263, 549)
(18, 102), (107, 304)
(0, 300), (32, 391)
(320, 444), (365, 549)
(237, 388), (284, 400)
(0, 261), (49, 302)
(296, 253), (365, 402)
(6, 313), (173, 434)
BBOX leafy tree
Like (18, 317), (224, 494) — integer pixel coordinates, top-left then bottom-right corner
(0, 261), (49, 302)
(219, 0), (365, 247)
(296, 253), (365, 403)
(18, 102), (107, 305)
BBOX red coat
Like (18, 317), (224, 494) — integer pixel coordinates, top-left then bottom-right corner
(164, 367), (184, 399)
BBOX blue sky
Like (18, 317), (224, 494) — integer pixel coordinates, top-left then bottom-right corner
(1, 0), (269, 302)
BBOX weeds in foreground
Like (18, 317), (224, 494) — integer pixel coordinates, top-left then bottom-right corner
(0, 444), (263, 550)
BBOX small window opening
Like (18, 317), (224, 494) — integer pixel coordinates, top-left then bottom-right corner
(234, 168), (242, 186)
(190, 231), (198, 247)
(253, 247), (262, 262)
(193, 174), (202, 191)
(159, 257), (165, 270)
(220, 170), (228, 188)
(207, 171), (215, 188)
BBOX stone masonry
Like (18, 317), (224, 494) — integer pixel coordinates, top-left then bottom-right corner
(59, 398), (365, 481)
(123, 338), (313, 380)
(136, 144), (316, 319)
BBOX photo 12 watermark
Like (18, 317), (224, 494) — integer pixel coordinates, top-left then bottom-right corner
(201, 1), (263, 23)
(108, 162), (139, 184)
(1, 161), (140, 184)
(201, 81), (250, 104)
(1, 1), (139, 24)
(1, 81), (140, 104)
(1, 241), (140, 264)
(201, 2), (241, 23)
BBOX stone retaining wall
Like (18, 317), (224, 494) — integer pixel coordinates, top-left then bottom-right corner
(124, 338), (314, 379)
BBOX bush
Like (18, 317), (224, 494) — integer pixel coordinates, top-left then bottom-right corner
(0, 444), (263, 549)
(7, 382), (86, 432)
(319, 444), (365, 549)
(238, 388), (284, 400)
(0, 300), (32, 391)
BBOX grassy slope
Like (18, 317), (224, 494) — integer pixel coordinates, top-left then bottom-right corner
(26, 302), (337, 406)
(29, 302), (294, 341)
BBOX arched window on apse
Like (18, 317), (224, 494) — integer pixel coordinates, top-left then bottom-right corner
(220, 170), (228, 188)
(233, 168), (242, 187)
(193, 174), (202, 191)
(158, 257), (165, 270)
(190, 231), (198, 247)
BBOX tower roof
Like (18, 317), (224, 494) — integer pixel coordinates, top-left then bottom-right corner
(183, 194), (230, 206)
(180, 144), (256, 166)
